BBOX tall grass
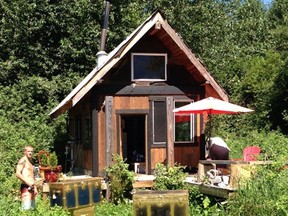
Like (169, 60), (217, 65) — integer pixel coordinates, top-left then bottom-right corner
(226, 165), (288, 216)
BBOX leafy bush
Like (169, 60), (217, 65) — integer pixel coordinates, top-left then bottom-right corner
(104, 154), (135, 204)
(189, 200), (225, 216)
(153, 163), (188, 190)
(39, 151), (59, 169)
(95, 200), (133, 216)
(0, 194), (69, 216)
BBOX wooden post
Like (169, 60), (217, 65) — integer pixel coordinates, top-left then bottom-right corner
(105, 96), (113, 202)
(166, 96), (174, 167)
(105, 96), (113, 167)
(230, 163), (255, 190)
(41, 183), (50, 201)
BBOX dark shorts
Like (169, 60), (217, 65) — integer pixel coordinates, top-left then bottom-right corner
(20, 183), (34, 194)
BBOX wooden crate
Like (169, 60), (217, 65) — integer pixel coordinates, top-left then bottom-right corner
(69, 206), (95, 216)
(49, 177), (101, 209)
(133, 190), (189, 216)
(133, 180), (153, 188)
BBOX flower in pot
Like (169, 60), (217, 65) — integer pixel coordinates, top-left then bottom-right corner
(38, 150), (62, 183)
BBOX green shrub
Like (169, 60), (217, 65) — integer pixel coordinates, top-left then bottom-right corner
(95, 200), (133, 216)
(153, 163), (188, 190)
(39, 151), (59, 169)
(0, 194), (69, 216)
(49, 152), (58, 169)
(39, 153), (50, 167)
(189, 200), (225, 216)
(105, 154), (135, 204)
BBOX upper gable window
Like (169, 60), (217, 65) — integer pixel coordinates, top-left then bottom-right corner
(131, 53), (167, 81)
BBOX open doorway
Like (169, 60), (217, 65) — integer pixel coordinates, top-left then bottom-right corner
(121, 115), (146, 173)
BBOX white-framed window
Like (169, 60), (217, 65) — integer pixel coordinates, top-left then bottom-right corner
(131, 53), (167, 81)
(174, 101), (195, 143)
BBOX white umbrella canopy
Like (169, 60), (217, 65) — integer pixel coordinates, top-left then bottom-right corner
(173, 97), (254, 115)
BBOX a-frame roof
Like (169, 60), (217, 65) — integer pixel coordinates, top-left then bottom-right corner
(50, 10), (228, 118)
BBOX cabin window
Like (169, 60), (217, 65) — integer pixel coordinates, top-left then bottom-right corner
(174, 101), (195, 143)
(131, 53), (167, 81)
(67, 116), (82, 142)
(152, 100), (167, 145)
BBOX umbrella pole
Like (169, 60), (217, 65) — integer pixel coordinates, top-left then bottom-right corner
(204, 113), (212, 158)
(204, 112), (212, 141)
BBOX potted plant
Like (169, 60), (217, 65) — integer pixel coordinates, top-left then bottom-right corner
(38, 150), (62, 183)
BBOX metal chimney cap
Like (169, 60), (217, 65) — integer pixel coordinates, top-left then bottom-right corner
(96, 50), (108, 69)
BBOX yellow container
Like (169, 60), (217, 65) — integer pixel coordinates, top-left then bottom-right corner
(133, 190), (189, 216)
(49, 177), (102, 209)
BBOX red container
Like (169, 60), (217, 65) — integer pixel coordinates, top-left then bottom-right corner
(44, 170), (59, 183)
(40, 165), (62, 183)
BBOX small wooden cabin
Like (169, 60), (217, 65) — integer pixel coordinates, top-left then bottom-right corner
(50, 11), (228, 176)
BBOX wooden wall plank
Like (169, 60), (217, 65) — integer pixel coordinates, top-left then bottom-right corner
(174, 145), (200, 167)
(151, 148), (166, 171)
(98, 104), (106, 176)
(83, 149), (92, 169)
(114, 96), (149, 109)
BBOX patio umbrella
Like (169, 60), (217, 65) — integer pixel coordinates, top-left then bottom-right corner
(173, 97), (254, 115)
(173, 97), (254, 155)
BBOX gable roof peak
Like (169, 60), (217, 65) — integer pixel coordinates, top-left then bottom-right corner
(49, 10), (228, 118)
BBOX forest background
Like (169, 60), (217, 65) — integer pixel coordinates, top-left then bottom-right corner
(0, 0), (288, 215)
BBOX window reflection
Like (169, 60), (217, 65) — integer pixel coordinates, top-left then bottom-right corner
(174, 101), (194, 142)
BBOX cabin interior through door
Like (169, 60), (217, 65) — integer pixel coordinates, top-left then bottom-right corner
(121, 115), (146, 173)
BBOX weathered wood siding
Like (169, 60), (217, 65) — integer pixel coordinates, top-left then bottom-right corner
(68, 94), (93, 171)
(151, 147), (166, 170)
(174, 145), (200, 167)
(114, 96), (149, 109)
